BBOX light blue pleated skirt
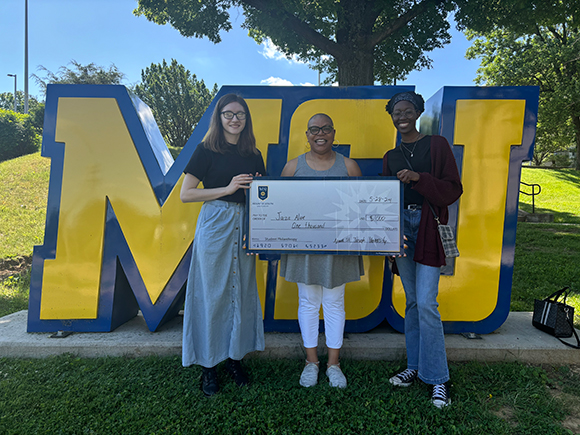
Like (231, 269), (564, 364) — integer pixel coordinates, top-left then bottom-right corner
(182, 200), (265, 368)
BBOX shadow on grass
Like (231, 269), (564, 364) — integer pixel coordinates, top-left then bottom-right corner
(519, 204), (580, 224)
(551, 169), (580, 185)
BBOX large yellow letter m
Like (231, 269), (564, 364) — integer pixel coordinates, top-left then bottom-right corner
(28, 85), (199, 332)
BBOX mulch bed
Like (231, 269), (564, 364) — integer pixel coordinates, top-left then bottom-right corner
(0, 255), (32, 281)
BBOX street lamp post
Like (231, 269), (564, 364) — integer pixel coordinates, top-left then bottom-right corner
(7, 74), (17, 112)
(24, 0), (29, 114)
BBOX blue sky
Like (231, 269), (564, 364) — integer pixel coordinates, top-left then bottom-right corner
(1, 0), (481, 101)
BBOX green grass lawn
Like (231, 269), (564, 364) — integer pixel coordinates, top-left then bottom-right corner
(520, 167), (580, 223)
(0, 269), (30, 318)
(0, 153), (50, 258)
(0, 355), (579, 434)
(0, 153), (48, 317)
(513, 223), (580, 327)
(516, 167), (580, 327)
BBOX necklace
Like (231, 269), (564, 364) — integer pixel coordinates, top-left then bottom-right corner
(400, 133), (422, 158)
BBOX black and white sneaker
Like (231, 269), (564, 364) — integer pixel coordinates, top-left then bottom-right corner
(389, 369), (418, 387)
(431, 383), (451, 408)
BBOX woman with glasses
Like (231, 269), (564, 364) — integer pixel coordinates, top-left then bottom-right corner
(382, 91), (462, 408)
(180, 93), (265, 397)
(279, 113), (363, 389)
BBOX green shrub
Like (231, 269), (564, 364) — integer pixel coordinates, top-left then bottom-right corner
(551, 152), (572, 167)
(0, 109), (41, 162)
(28, 102), (45, 135)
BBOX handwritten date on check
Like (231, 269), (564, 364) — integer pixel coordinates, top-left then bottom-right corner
(246, 178), (404, 256)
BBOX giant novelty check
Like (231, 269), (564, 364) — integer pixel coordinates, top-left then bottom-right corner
(246, 177), (403, 255)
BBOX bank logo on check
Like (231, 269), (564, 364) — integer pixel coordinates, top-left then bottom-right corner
(258, 186), (268, 201)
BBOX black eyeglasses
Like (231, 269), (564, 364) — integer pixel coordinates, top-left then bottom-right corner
(307, 125), (334, 135)
(392, 109), (417, 119)
(221, 111), (246, 120)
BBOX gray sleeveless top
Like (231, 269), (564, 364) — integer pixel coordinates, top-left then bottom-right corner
(279, 152), (364, 288)
(294, 151), (347, 176)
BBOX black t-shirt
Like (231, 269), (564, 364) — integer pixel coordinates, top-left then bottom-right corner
(386, 135), (431, 207)
(183, 142), (266, 203)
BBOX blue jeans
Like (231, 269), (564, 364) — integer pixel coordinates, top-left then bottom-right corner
(395, 209), (449, 385)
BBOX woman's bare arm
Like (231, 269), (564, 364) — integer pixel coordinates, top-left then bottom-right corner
(180, 173), (254, 203)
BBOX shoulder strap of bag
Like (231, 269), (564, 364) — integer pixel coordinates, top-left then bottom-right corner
(545, 286), (570, 303)
(557, 317), (580, 349)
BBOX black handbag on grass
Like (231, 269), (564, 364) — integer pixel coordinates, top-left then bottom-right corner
(532, 287), (580, 349)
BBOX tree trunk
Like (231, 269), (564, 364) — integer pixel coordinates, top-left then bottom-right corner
(573, 115), (580, 170)
(336, 49), (375, 86)
(334, 0), (376, 86)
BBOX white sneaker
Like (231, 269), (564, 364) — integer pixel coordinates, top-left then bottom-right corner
(299, 361), (319, 387)
(326, 364), (347, 389)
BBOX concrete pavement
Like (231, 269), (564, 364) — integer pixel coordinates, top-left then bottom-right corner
(1, 310), (578, 365)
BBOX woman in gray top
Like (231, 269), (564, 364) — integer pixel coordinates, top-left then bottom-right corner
(280, 113), (364, 389)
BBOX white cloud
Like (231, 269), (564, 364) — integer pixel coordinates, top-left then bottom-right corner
(260, 39), (304, 64)
(260, 77), (294, 86)
(260, 39), (285, 61)
(260, 78), (320, 87)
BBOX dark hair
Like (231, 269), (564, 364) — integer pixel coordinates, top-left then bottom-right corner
(385, 91), (425, 115)
(204, 93), (258, 156)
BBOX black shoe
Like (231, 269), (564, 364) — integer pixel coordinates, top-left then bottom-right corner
(431, 383), (451, 408)
(201, 367), (219, 397)
(225, 358), (250, 386)
(389, 368), (418, 387)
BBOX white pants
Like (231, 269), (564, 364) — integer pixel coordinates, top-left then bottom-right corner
(297, 283), (346, 349)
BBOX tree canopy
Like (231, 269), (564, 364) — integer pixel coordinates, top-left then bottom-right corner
(32, 60), (125, 96)
(133, 59), (218, 148)
(460, 0), (580, 168)
(0, 91), (41, 115)
(134, 0), (456, 86)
